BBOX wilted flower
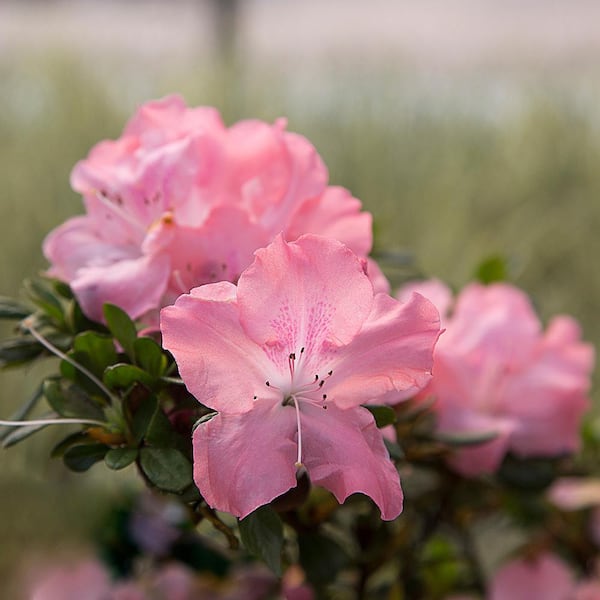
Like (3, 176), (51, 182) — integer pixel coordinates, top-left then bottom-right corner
(161, 235), (440, 519)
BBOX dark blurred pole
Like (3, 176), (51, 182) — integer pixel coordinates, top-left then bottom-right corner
(207, 0), (241, 68)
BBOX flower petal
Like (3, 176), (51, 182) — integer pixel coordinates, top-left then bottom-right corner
(301, 403), (403, 520)
(72, 253), (170, 323)
(285, 186), (372, 257)
(328, 292), (440, 408)
(160, 283), (275, 414)
(193, 399), (298, 518)
(237, 235), (374, 356)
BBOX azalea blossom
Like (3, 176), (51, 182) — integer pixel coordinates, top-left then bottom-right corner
(43, 95), (379, 323)
(161, 235), (440, 520)
(489, 552), (600, 600)
(396, 280), (594, 476)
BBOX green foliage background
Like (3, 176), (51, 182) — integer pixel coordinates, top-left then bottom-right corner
(1, 52), (599, 592)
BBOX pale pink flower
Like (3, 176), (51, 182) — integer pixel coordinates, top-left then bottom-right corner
(44, 95), (376, 322)
(489, 553), (575, 600)
(397, 281), (594, 477)
(29, 559), (112, 600)
(161, 235), (440, 520)
(548, 478), (600, 512)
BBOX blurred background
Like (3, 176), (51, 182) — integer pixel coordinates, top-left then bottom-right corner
(1, 0), (600, 593)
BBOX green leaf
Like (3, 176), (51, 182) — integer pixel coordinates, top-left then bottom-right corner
(104, 364), (154, 390)
(0, 337), (44, 367)
(0, 297), (31, 320)
(134, 337), (167, 377)
(239, 506), (284, 576)
(24, 278), (65, 325)
(498, 455), (557, 491)
(475, 255), (509, 284)
(103, 303), (138, 358)
(144, 404), (186, 452)
(73, 332), (118, 377)
(131, 395), (159, 443)
(384, 437), (404, 461)
(51, 280), (74, 299)
(139, 447), (193, 493)
(44, 379), (105, 420)
(363, 405), (397, 428)
(63, 443), (108, 472)
(298, 532), (349, 585)
(51, 431), (90, 457)
(0, 384), (44, 442)
(105, 447), (138, 470)
(2, 419), (51, 448)
(434, 430), (499, 447)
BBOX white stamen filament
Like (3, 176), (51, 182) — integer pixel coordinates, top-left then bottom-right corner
(95, 191), (147, 235)
(0, 417), (106, 428)
(292, 395), (303, 468)
(25, 321), (114, 401)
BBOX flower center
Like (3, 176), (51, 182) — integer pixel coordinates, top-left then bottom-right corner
(262, 347), (334, 468)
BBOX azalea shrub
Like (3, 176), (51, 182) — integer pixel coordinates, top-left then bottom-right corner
(0, 96), (598, 599)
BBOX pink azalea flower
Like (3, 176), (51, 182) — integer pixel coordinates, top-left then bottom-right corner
(161, 235), (440, 520)
(489, 553), (575, 600)
(43, 95), (376, 322)
(396, 280), (594, 477)
(29, 559), (112, 600)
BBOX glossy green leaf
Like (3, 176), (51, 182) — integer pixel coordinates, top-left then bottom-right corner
(103, 303), (138, 358)
(363, 404), (397, 428)
(139, 447), (193, 493)
(131, 395), (159, 443)
(73, 332), (118, 376)
(44, 379), (105, 420)
(63, 443), (108, 472)
(0, 297), (31, 320)
(239, 506), (283, 576)
(104, 363), (154, 390)
(134, 337), (167, 377)
(105, 447), (138, 470)
(51, 431), (90, 457)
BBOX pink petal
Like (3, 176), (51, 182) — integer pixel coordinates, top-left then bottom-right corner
(301, 403), (403, 520)
(436, 408), (516, 476)
(441, 283), (540, 361)
(72, 253), (170, 323)
(328, 292), (440, 408)
(365, 257), (391, 295)
(547, 477), (600, 511)
(43, 216), (139, 281)
(160, 283), (276, 414)
(396, 278), (453, 322)
(237, 235), (374, 352)
(145, 205), (270, 302)
(489, 553), (575, 600)
(193, 398), (298, 518)
(285, 186), (372, 257)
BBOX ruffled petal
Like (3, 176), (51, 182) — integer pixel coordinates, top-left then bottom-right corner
(237, 235), (374, 357)
(43, 216), (139, 281)
(160, 283), (276, 414)
(301, 403), (403, 520)
(193, 399), (298, 518)
(285, 186), (372, 257)
(72, 253), (170, 323)
(328, 292), (440, 409)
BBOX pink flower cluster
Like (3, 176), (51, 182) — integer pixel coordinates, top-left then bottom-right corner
(44, 95), (380, 323)
(489, 553), (600, 600)
(161, 235), (441, 520)
(28, 558), (311, 600)
(398, 280), (594, 476)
